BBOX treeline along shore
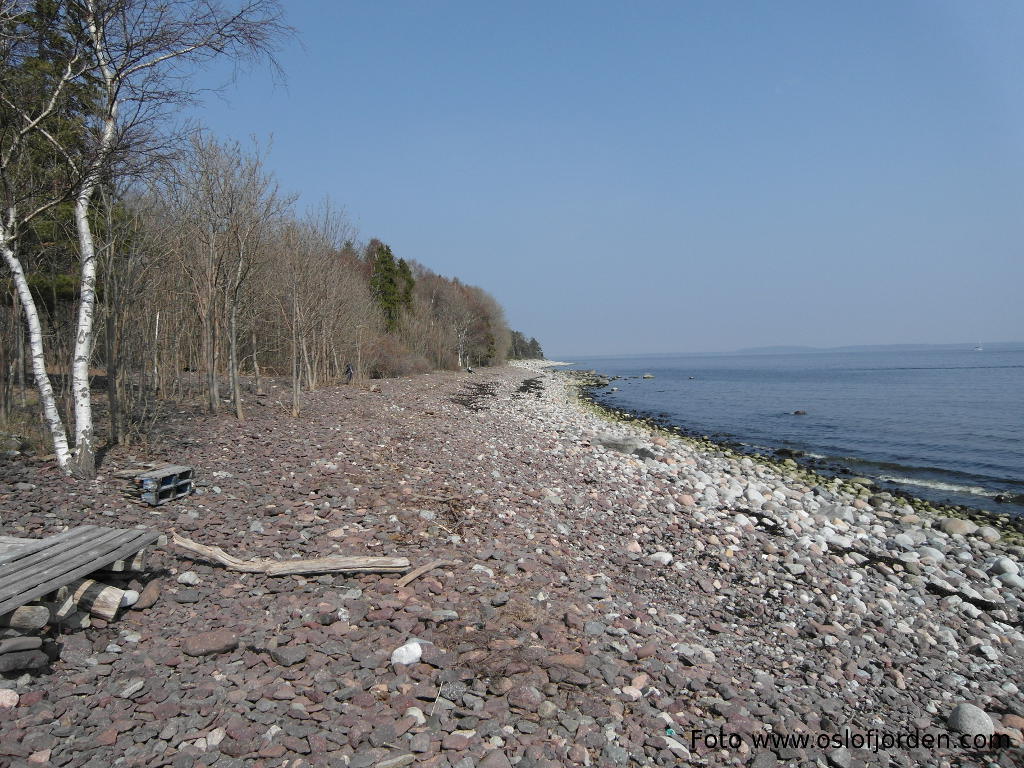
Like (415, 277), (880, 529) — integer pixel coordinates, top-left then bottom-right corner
(1, 1), (543, 479)
(0, 361), (1020, 766)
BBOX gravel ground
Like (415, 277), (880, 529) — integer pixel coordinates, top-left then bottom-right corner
(0, 362), (1021, 768)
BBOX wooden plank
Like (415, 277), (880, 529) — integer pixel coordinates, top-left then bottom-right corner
(0, 529), (127, 598)
(0, 527), (154, 580)
(0, 526), (101, 569)
(0, 529), (156, 597)
(0, 534), (153, 616)
(0, 526), (105, 573)
(136, 464), (192, 481)
(0, 539), (33, 560)
(0, 529), (158, 617)
(0, 527), (118, 583)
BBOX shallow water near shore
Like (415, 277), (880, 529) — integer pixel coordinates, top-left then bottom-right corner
(570, 347), (1024, 517)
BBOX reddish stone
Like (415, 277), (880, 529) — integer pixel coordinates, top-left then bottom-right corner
(1004, 715), (1024, 731)
(95, 728), (118, 747)
(442, 732), (471, 750)
(18, 691), (44, 707)
(635, 643), (659, 659)
(542, 653), (587, 670)
(182, 630), (238, 657)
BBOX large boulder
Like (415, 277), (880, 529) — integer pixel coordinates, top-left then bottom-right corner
(947, 703), (995, 736)
(594, 432), (642, 454)
(939, 518), (979, 536)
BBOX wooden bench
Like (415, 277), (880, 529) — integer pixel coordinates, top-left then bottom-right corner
(0, 525), (159, 617)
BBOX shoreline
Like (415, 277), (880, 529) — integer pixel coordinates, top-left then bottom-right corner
(0, 362), (1022, 765)
(555, 365), (1024, 545)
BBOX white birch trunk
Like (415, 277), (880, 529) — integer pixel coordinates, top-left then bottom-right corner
(71, 193), (100, 476)
(0, 233), (72, 468)
(71, 8), (120, 477)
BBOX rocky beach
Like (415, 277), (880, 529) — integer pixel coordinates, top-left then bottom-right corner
(0, 361), (1021, 767)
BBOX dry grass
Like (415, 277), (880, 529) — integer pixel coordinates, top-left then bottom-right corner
(0, 398), (50, 454)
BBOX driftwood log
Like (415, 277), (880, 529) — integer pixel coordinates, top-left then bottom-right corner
(0, 604), (50, 631)
(394, 559), (455, 589)
(100, 548), (147, 573)
(171, 532), (410, 576)
(64, 579), (126, 621)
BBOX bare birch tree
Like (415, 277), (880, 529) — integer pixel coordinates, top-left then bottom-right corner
(66, 0), (289, 474)
(1, 3), (90, 466)
(2, 0), (288, 475)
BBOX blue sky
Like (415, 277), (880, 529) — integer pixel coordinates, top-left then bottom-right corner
(189, 1), (1024, 357)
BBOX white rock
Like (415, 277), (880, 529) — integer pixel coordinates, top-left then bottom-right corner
(404, 706), (427, 726)
(997, 572), (1024, 589)
(976, 526), (1000, 543)
(118, 678), (145, 698)
(0, 689), (18, 708)
(176, 571), (201, 586)
(620, 685), (643, 701)
(663, 736), (690, 756)
(390, 641), (423, 666)
(989, 556), (1019, 576)
(917, 546), (945, 562)
(647, 551), (673, 566)
(744, 488), (765, 505)
(120, 590), (139, 608)
(207, 727), (226, 748)
(947, 703), (994, 736)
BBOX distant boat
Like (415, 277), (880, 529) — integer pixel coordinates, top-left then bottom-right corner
(975, 343), (984, 351)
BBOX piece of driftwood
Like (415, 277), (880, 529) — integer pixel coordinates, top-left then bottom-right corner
(100, 549), (147, 573)
(53, 594), (75, 620)
(56, 611), (91, 630)
(394, 559), (455, 589)
(171, 532), (410, 576)
(0, 604), (50, 631)
(66, 579), (126, 621)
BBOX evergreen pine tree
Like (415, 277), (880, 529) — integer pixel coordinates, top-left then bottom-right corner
(369, 244), (399, 331)
(396, 258), (415, 311)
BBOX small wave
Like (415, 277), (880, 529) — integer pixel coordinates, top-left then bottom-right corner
(877, 475), (1000, 498)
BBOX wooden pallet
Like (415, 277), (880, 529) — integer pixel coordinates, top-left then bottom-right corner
(0, 525), (159, 617)
(136, 464), (194, 506)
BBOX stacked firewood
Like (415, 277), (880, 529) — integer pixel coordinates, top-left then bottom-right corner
(0, 549), (148, 674)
